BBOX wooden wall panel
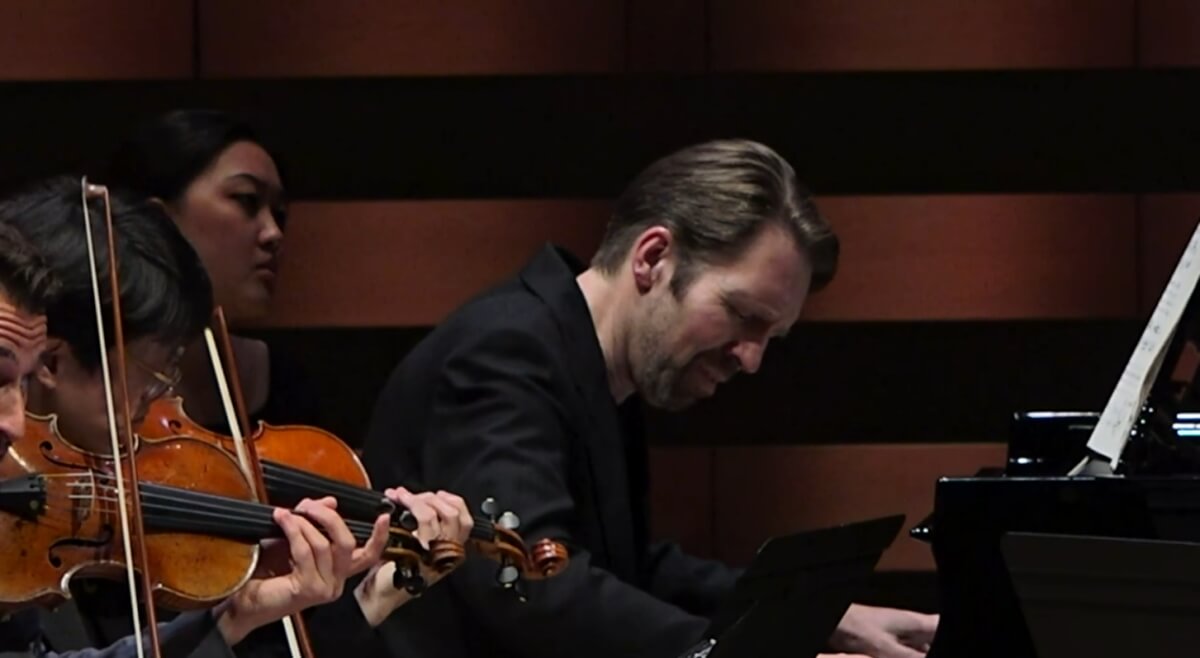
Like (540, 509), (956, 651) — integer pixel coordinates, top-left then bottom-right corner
(1138, 194), (1200, 314)
(255, 200), (609, 329)
(627, 0), (706, 73)
(711, 444), (1008, 571)
(1138, 1), (1200, 67)
(803, 195), (1138, 321)
(255, 195), (1138, 328)
(198, 0), (625, 77)
(710, 0), (1134, 71)
(647, 448), (714, 557)
(0, 0), (192, 80)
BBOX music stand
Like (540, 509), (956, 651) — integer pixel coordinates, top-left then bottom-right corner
(1001, 531), (1200, 658)
(683, 514), (905, 658)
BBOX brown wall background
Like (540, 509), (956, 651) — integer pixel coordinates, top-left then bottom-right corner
(4, 0), (1200, 609)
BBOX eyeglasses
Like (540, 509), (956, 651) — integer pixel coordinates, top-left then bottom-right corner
(128, 354), (182, 404)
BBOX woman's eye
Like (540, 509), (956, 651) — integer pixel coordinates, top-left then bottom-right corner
(232, 193), (260, 214)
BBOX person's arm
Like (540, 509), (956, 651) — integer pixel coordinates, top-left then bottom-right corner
(304, 488), (474, 658)
(642, 541), (742, 617)
(393, 326), (712, 658)
(13, 609), (222, 658)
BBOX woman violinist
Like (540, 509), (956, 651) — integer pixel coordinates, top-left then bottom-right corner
(102, 110), (479, 647)
(0, 178), (472, 657)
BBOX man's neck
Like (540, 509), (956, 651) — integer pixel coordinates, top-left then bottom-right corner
(576, 268), (635, 403)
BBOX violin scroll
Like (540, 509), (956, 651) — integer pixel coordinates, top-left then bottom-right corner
(528, 538), (569, 578)
(474, 497), (571, 601)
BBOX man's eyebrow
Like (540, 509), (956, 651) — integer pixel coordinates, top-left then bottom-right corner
(724, 289), (783, 323)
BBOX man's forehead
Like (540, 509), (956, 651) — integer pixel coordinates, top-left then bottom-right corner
(0, 299), (47, 365)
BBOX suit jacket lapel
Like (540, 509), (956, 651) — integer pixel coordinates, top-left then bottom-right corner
(519, 245), (639, 579)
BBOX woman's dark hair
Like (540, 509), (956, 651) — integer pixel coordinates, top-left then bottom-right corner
(0, 176), (214, 370)
(103, 109), (275, 204)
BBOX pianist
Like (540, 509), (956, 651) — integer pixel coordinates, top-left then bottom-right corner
(358, 139), (938, 658)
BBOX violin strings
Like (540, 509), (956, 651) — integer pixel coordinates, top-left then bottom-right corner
(261, 462), (392, 516)
(19, 473), (440, 553)
(42, 479), (384, 546)
(261, 461), (496, 543)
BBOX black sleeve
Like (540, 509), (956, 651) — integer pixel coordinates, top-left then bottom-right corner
(302, 577), (390, 658)
(0, 609), (223, 658)
(388, 325), (710, 658)
(643, 541), (742, 617)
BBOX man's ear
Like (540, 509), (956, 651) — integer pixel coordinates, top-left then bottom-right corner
(630, 226), (673, 294)
(37, 338), (64, 390)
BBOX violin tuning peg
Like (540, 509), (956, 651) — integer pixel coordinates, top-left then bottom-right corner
(395, 508), (418, 532)
(481, 497), (498, 520)
(498, 511), (520, 530)
(392, 566), (426, 597)
(496, 564), (520, 587)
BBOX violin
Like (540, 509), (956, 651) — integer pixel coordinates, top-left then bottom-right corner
(0, 413), (450, 611)
(139, 396), (571, 593)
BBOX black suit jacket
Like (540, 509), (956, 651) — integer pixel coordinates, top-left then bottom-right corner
(360, 245), (740, 658)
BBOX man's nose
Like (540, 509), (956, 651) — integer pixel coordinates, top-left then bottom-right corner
(730, 340), (766, 375)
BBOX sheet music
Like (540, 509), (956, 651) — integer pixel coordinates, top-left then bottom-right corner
(1085, 219), (1200, 468)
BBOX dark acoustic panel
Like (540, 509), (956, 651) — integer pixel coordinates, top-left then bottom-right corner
(0, 73), (1199, 198)
(251, 320), (1141, 448)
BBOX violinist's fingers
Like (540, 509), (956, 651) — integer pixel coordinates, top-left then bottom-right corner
(440, 491), (473, 542)
(349, 512), (391, 576)
(395, 490), (441, 549)
(287, 504), (337, 597)
(382, 486), (411, 505)
(296, 498), (355, 581)
(272, 507), (314, 578)
(427, 491), (472, 544)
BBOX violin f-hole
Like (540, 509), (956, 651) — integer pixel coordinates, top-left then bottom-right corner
(48, 524), (114, 567)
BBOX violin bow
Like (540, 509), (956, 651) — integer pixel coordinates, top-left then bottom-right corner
(203, 307), (316, 658)
(80, 178), (162, 658)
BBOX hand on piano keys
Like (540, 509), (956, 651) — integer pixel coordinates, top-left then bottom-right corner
(829, 603), (939, 657)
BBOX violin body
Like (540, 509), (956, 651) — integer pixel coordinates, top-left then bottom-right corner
(141, 398), (462, 590)
(0, 414), (259, 611)
(141, 397), (568, 587)
(142, 397), (372, 498)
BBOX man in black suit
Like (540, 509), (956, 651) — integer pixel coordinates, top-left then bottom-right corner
(361, 139), (938, 658)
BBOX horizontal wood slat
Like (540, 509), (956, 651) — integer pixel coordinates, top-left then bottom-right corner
(709, 444), (1008, 570)
(255, 195), (1138, 328)
(0, 0), (192, 80)
(709, 0), (1134, 71)
(806, 195), (1139, 321)
(627, 0), (706, 73)
(253, 200), (610, 328)
(1139, 195), (1200, 314)
(1138, 0), (1200, 68)
(198, 0), (625, 77)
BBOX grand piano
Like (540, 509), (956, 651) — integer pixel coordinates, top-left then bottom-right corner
(919, 219), (1200, 658)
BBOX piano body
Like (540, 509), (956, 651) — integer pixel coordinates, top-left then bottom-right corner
(921, 219), (1200, 658)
